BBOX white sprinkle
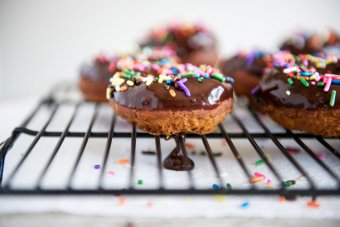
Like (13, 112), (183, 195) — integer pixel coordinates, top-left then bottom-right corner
(286, 90), (291, 96)
(283, 66), (298, 74)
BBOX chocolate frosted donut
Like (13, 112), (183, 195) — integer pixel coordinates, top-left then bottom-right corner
(79, 53), (115, 102)
(79, 48), (177, 102)
(219, 51), (272, 97)
(140, 22), (218, 66)
(107, 62), (234, 135)
(280, 30), (340, 55)
(255, 52), (340, 136)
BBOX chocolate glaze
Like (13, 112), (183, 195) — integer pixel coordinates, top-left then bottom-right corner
(80, 58), (111, 82)
(255, 68), (340, 110)
(280, 31), (340, 55)
(163, 134), (194, 171)
(112, 78), (233, 110)
(220, 52), (270, 78)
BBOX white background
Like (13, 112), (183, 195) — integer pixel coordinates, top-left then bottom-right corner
(0, 0), (339, 98)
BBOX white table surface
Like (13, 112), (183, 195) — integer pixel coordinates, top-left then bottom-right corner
(0, 92), (339, 226)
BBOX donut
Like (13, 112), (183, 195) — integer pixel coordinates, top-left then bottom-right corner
(140, 22), (218, 66)
(280, 30), (340, 55)
(254, 52), (340, 136)
(79, 53), (115, 102)
(106, 61), (234, 136)
(79, 47), (177, 102)
(219, 51), (272, 97)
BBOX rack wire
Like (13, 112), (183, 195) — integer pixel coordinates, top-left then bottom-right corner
(0, 84), (339, 197)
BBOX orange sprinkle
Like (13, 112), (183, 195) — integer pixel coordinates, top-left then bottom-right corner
(307, 200), (321, 208)
(120, 86), (128, 92)
(185, 143), (195, 149)
(169, 89), (176, 97)
(279, 196), (286, 203)
(117, 196), (126, 206)
(249, 176), (265, 183)
(117, 159), (129, 164)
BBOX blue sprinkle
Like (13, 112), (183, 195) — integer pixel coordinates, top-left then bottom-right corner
(300, 72), (313, 76)
(204, 73), (210, 79)
(166, 80), (172, 85)
(332, 79), (340, 85)
(212, 184), (221, 190)
(195, 73), (200, 78)
(226, 76), (235, 84)
(240, 201), (249, 208)
(171, 67), (179, 74)
(160, 58), (169, 65)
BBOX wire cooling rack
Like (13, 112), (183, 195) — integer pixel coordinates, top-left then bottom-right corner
(0, 83), (339, 197)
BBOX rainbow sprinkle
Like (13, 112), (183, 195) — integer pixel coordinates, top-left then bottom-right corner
(270, 52), (339, 107)
(107, 60), (232, 99)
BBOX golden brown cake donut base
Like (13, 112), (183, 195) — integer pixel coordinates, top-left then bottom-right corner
(110, 99), (233, 136)
(262, 104), (340, 137)
(79, 77), (108, 102)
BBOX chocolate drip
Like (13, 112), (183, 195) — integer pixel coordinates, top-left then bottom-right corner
(163, 134), (194, 171)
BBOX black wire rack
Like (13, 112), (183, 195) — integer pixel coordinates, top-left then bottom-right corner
(0, 84), (339, 197)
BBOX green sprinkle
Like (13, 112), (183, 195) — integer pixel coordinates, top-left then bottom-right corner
(180, 73), (194, 78)
(133, 72), (141, 77)
(255, 159), (265, 166)
(300, 78), (309, 87)
(287, 78), (294, 86)
(282, 180), (296, 188)
(137, 179), (144, 185)
(330, 90), (336, 107)
(317, 82), (325, 87)
(197, 77), (204, 83)
(226, 183), (232, 191)
(211, 73), (226, 82)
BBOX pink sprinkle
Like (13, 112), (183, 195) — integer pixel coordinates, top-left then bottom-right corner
(147, 201), (153, 208)
(108, 170), (115, 175)
(323, 77), (328, 83)
(324, 78), (332, 92)
(254, 172), (265, 178)
(315, 74), (321, 81)
(152, 64), (160, 71)
(311, 81), (316, 85)
(325, 73), (340, 80)
(315, 152), (326, 159)
(266, 179), (272, 184)
(286, 147), (300, 154)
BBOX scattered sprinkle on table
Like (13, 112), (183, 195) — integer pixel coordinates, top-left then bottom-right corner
(137, 179), (144, 185)
(282, 180), (296, 188)
(240, 201), (249, 208)
(185, 143), (195, 149)
(279, 196), (286, 203)
(117, 196), (126, 206)
(286, 147), (301, 154)
(94, 164), (101, 169)
(307, 200), (321, 208)
(108, 170), (115, 175)
(226, 183), (232, 191)
(255, 159), (264, 166)
(315, 152), (326, 159)
(249, 176), (265, 184)
(117, 159), (129, 164)
(212, 184), (221, 190)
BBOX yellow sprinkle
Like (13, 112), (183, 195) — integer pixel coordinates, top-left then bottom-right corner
(169, 89), (176, 97)
(213, 195), (227, 201)
(110, 73), (125, 86)
(126, 80), (134, 86)
(106, 87), (113, 99)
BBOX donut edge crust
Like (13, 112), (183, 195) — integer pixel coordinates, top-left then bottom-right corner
(109, 98), (233, 136)
(262, 104), (340, 137)
(79, 77), (108, 102)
